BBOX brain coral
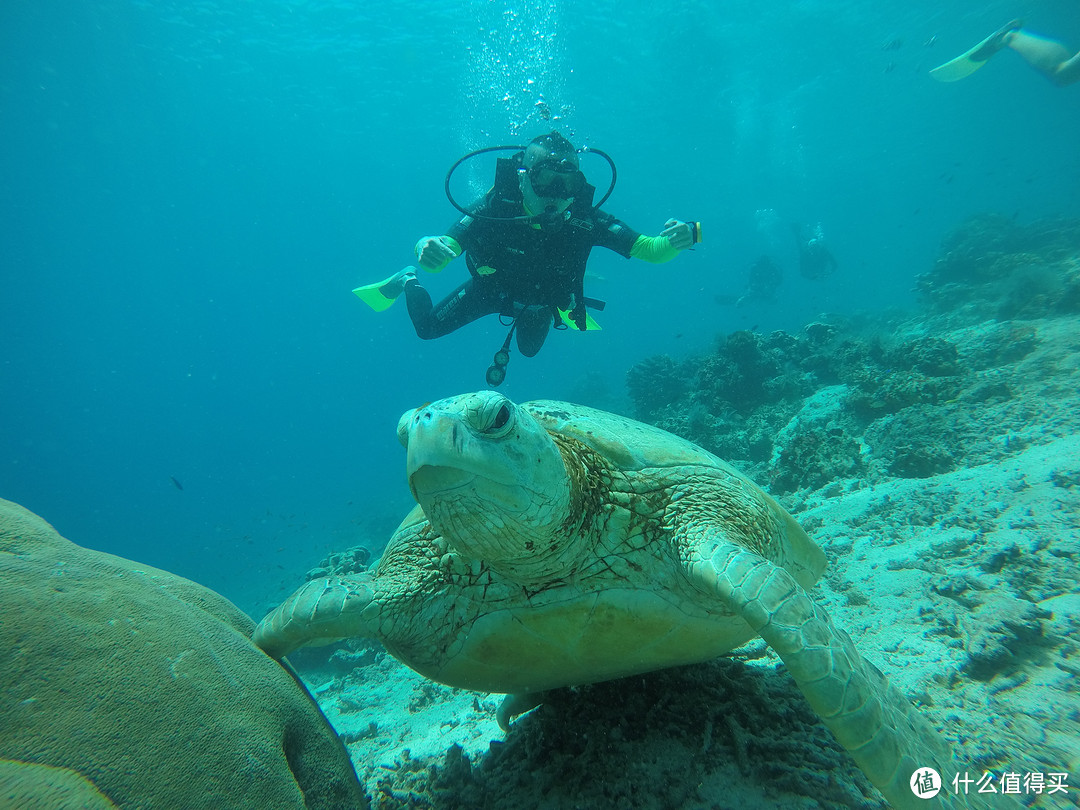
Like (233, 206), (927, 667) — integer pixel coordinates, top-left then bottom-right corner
(0, 498), (367, 810)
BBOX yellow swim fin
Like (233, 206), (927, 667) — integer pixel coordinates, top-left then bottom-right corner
(352, 267), (415, 312)
(930, 19), (1022, 82)
(558, 308), (601, 331)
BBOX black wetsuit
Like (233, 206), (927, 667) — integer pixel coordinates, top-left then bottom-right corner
(403, 174), (640, 356)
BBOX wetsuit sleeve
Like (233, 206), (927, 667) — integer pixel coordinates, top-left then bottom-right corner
(444, 197), (490, 258)
(445, 216), (473, 246)
(593, 214), (641, 259)
(629, 234), (680, 264)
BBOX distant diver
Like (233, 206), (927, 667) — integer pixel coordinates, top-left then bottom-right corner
(791, 223), (837, 280)
(736, 255), (783, 306)
(931, 19), (1080, 86)
(351, 131), (701, 387)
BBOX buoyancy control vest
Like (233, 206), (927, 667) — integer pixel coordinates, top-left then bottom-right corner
(455, 155), (604, 315)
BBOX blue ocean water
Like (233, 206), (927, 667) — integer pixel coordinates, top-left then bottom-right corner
(2, 0), (1077, 615)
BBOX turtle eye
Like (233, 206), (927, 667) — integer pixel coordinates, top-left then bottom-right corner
(473, 393), (515, 436)
(491, 404), (512, 432)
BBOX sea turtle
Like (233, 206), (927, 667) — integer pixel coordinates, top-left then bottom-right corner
(255, 391), (984, 809)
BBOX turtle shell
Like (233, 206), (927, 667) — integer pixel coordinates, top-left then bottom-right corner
(524, 399), (825, 590)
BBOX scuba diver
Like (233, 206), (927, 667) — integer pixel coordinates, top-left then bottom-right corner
(736, 255), (783, 306)
(930, 19), (1080, 86)
(791, 222), (837, 280)
(354, 131), (701, 385)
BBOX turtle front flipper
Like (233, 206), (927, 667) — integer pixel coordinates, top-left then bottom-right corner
(696, 544), (992, 810)
(254, 576), (375, 659)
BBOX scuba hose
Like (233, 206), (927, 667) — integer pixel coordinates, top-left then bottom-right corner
(483, 296), (606, 388)
(485, 321), (516, 388)
(444, 144), (617, 224)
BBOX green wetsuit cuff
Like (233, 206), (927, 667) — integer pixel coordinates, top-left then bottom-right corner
(630, 234), (679, 264)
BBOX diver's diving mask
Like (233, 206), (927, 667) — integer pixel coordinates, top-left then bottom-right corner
(526, 159), (586, 199)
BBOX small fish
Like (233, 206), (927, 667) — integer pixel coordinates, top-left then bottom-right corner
(170, 476), (184, 491)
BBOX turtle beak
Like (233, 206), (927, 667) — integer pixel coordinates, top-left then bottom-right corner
(397, 405), (424, 448)
(404, 414), (472, 500)
(408, 464), (475, 503)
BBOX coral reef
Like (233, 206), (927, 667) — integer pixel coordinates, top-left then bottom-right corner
(915, 214), (1080, 322)
(305, 544), (373, 579)
(624, 214), (1080, 497)
(367, 657), (879, 810)
(767, 386), (865, 492)
(961, 596), (1053, 681)
(625, 354), (690, 420)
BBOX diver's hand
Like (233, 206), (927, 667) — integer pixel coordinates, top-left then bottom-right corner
(415, 236), (457, 271)
(661, 219), (695, 251)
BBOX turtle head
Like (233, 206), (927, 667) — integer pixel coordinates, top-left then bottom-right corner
(397, 391), (580, 581)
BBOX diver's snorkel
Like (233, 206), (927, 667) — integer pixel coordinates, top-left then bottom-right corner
(444, 144), (617, 225)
